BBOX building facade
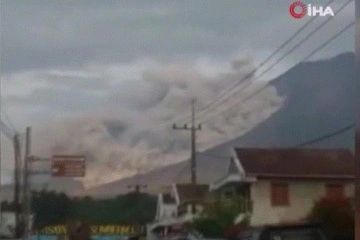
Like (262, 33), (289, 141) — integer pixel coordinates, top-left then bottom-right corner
(211, 148), (356, 226)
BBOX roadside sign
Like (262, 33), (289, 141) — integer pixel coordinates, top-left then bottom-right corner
(51, 155), (86, 177)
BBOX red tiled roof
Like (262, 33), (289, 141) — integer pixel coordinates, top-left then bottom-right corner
(234, 148), (355, 179)
(175, 184), (209, 203)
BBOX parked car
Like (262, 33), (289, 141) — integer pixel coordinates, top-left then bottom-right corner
(235, 222), (329, 240)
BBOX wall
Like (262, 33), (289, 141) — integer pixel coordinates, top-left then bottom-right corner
(159, 204), (177, 220)
(250, 179), (355, 226)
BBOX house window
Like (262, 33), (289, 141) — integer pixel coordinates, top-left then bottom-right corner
(325, 184), (344, 200)
(271, 182), (289, 207)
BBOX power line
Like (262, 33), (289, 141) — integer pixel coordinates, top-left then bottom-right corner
(193, 0), (353, 123)
(163, 0), (335, 127)
(201, 20), (355, 124)
(156, 0), (342, 131)
(255, 0), (335, 68)
(1, 110), (16, 133)
(0, 94), (17, 133)
(0, 118), (16, 140)
(296, 124), (354, 147)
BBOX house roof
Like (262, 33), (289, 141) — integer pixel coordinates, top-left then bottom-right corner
(234, 148), (355, 179)
(162, 193), (176, 204)
(175, 184), (209, 203)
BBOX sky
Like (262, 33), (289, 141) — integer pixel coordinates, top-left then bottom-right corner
(0, 0), (355, 187)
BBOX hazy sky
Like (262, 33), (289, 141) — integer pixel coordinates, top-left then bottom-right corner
(0, 0), (355, 186)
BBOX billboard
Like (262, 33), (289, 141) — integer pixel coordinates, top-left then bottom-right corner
(51, 155), (86, 177)
(37, 225), (145, 236)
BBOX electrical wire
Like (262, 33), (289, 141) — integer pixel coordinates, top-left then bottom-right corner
(193, 0), (353, 123)
(296, 124), (354, 147)
(158, 0), (337, 129)
(0, 119), (16, 140)
(201, 21), (355, 124)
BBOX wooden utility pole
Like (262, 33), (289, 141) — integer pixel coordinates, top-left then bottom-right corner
(0, 124), (2, 231)
(22, 127), (31, 239)
(128, 168), (147, 194)
(356, 127), (360, 240)
(173, 99), (202, 185)
(13, 134), (22, 237)
(356, 3), (360, 236)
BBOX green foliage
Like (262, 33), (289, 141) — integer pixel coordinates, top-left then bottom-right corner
(201, 194), (246, 219)
(191, 193), (248, 238)
(70, 192), (156, 224)
(31, 190), (72, 229)
(25, 190), (157, 228)
(193, 212), (237, 238)
(307, 197), (354, 240)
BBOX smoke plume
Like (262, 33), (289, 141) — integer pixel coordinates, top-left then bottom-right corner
(8, 57), (283, 188)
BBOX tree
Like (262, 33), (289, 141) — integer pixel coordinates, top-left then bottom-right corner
(28, 190), (157, 228)
(69, 193), (157, 224)
(307, 197), (354, 240)
(31, 190), (71, 229)
(191, 193), (249, 238)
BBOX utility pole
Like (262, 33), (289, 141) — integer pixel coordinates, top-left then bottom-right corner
(0, 124), (2, 231)
(128, 168), (147, 194)
(173, 99), (202, 185)
(355, 3), (360, 237)
(356, 126), (360, 240)
(22, 127), (31, 240)
(13, 134), (22, 238)
(0, 131), (2, 232)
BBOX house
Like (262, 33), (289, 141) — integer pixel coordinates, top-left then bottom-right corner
(154, 193), (177, 222)
(210, 148), (356, 227)
(173, 183), (209, 222)
(147, 184), (209, 240)
(153, 183), (209, 223)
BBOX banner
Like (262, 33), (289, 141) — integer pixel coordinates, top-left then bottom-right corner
(38, 225), (145, 235)
(30, 235), (128, 240)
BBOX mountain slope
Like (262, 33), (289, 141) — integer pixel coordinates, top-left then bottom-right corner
(85, 52), (355, 197)
(2, 53), (352, 199)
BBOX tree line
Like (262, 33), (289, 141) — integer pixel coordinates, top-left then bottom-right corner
(1, 190), (157, 230)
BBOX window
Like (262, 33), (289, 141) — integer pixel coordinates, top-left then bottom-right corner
(325, 184), (344, 199)
(271, 182), (289, 207)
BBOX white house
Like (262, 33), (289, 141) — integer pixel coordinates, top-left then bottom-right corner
(147, 184), (209, 240)
(172, 183), (209, 222)
(210, 148), (356, 227)
(154, 193), (177, 222)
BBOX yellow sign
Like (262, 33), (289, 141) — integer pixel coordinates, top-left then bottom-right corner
(39, 225), (145, 235)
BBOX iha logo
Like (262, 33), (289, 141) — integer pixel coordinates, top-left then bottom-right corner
(289, 1), (335, 19)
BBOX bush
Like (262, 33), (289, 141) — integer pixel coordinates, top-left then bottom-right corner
(191, 193), (249, 238)
(307, 197), (354, 240)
